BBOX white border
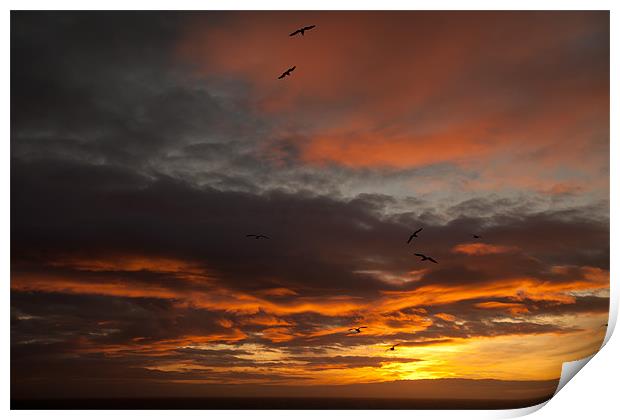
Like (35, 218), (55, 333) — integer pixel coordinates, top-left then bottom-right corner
(3, 1), (617, 419)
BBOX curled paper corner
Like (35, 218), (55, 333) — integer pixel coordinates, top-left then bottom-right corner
(554, 354), (596, 396)
(488, 350), (604, 418)
(491, 401), (549, 419)
(496, 359), (600, 420)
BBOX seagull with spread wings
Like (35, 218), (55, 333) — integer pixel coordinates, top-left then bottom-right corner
(246, 234), (270, 239)
(414, 253), (438, 264)
(278, 66), (296, 79)
(290, 25), (316, 37)
(348, 326), (368, 334)
(387, 344), (400, 351)
(407, 228), (423, 244)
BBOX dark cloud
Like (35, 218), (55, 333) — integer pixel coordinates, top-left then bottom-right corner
(12, 157), (608, 296)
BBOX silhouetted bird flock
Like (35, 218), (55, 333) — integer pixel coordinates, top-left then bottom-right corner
(278, 24), (317, 79)
(245, 211), (485, 350)
(243, 23), (503, 353)
(407, 228), (438, 263)
(246, 222), (486, 351)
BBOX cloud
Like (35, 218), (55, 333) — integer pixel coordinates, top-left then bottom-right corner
(178, 11), (609, 189)
(452, 243), (519, 256)
(474, 301), (530, 315)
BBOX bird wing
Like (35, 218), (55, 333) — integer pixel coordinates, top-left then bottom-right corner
(429, 258), (438, 264)
(259, 235), (270, 239)
(348, 328), (355, 331)
(289, 29), (301, 36)
(360, 326), (368, 329)
(407, 234), (414, 244)
(246, 234), (256, 237)
(289, 66), (296, 72)
(278, 73), (286, 79)
(304, 25), (316, 30)
(414, 228), (423, 235)
(414, 253), (425, 257)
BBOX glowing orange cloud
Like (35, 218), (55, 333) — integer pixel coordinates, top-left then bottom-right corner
(260, 327), (296, 343)
(11, 255), (609, 344)
(475, 301), (530, 315)
(176, 11), (608, 186)
(11, 254), (608, 384)
(434, 313), (457, 322)
(452, 243), (519, 256)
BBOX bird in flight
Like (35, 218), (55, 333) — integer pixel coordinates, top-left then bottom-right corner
(246, 234), (270, 239)
(472, 234), (481, 239)
(407, 228), (423, 244)
(290, 25), (316, 37)
(387, 344), (399, 351)
(278, 66), (296, 79)
(348, 326), (368, 334)
(414, 253), (438, 264)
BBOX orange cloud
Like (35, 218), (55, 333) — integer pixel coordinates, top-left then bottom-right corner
(176, 11), (608, 188)
(12, 255), (608, 385)
(475, 301), (530, 315)
(261, 327), (296, 343)
(49, 255), (214, 284)
(378, 270), (608, 311)
(11, 271), (367, 317)
(11, 252), (609, 360)
(435, 313), (457, 322)
(76, 332), (248, 356)
(259, 287), (299, 297)
(452, 243), (519, 256)
(241, 313), (293, 327)
(50, 255), (202, 273)
(11, 256), (608, 322)
(299, 126), (492, 169)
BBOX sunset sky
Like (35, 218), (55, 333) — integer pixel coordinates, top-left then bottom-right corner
(11, 11), (609, 402)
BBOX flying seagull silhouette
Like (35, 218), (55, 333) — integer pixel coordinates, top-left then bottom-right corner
(414, 253), (438, 264)
(278, 66), (296, 79)
(472, 234), (481, 239)
(387, 344), (400, 351)
(407, 228), (423, 244)
(246, 234), (270, 239)
(348, 326), (368, 334)
(290, 25), (316, 37)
